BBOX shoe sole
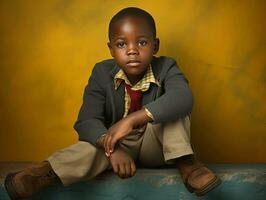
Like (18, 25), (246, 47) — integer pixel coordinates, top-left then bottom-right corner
(4, 172), (21, 200)
(185, 176), (222, 196)
(195, 176), (222, 196)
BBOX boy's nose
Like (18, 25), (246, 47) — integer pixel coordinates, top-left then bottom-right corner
(127, 44), (139, 55)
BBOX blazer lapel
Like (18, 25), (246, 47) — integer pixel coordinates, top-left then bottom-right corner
(114, 82), (125, 120)
(142, 57), (161, 105)
(109, 64), (125, 121)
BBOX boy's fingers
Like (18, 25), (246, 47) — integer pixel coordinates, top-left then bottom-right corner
(119, 164), (126, 178)
(105, 135), (112, 155)
(104, 135), (111, 157)
(103, 135), (108, 155)
(130, 162), (136, 176)
(109, 137), (117, 153)
(125, 163), (131, 178)
(116, 164), (120, 175)
(112, 163), (119, 174)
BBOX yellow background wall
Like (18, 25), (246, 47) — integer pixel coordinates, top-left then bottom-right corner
(0, 0), (265, 163)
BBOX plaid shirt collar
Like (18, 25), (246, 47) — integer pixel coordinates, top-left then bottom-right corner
(114, 64), (160, 91)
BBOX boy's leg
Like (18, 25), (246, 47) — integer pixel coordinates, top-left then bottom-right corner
(137, 123), (165, 167)
(162, 115), (194, 163)
(46, 141), (110, 186)
(48, 130), (145, 186)
(138, 116), (221, 196)
(4, 141), (110, 199)
(138, 115), (193, 167)
(118, 128), (145, 161)
(5, 130), (146, 200)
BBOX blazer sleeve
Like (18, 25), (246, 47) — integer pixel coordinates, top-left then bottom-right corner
(144, 60), (194, 124)
(73, 64), (107, 145)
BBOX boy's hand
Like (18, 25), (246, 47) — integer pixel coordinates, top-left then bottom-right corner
(109, 147), (136, 178)
(104, 117), (134, 156)
(103, 109), (153, 156)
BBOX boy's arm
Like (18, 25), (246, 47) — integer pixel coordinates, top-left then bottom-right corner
(73, 64), (108, 145)
(97, 108), (153, 156)
(143, 59), (194, 124)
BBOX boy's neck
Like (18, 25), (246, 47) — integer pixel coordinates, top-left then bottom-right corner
(128, 77), (140, 86)
(126, 71), (146, 86)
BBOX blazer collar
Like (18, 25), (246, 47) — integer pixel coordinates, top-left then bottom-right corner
(109, 62), (120, 79)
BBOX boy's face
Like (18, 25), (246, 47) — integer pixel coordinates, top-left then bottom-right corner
(108, 17), (159, 84)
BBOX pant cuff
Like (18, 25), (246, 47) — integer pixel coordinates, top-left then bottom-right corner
(46, 157), (69, 186)
(164, 147), (194, 163)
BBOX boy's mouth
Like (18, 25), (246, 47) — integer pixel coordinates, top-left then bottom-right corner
(127, 60), (141, 67)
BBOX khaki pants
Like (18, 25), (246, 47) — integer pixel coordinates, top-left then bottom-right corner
(46, 116), (193, 187)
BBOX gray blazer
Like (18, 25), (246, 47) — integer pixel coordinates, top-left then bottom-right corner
(74, 56), (194, 145)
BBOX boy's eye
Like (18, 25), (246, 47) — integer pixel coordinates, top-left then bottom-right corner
(116, 42), (126, 48)
(138, 40), (147, 46)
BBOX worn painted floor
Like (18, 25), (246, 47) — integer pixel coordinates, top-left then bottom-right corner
(0, 163), (265, 200)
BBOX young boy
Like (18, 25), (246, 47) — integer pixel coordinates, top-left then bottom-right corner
(4, 7), (221, 199)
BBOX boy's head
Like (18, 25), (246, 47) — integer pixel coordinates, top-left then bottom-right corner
(107, 7), (159, 84)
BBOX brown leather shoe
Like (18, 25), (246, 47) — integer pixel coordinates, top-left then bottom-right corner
(177, 155), (221, 196)
(4, 161), (61, 200)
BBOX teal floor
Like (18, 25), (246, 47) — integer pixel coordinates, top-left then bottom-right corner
(0, 164), (265, 200)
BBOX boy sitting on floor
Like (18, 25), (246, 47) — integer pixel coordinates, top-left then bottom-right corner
(5, 7), (221, 199)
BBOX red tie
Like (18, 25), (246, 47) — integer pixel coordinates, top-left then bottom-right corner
(125, 83), (143, 114)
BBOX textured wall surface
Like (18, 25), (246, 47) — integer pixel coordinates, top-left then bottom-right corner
(0, 0), (265, 162)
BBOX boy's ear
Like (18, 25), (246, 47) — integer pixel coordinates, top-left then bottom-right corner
(107, 42), (114, 57)
(153, 38), (160, 54)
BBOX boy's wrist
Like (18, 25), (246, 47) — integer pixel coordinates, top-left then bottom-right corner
(96, 133), (106, 148)
(126, 108), (153, 128)
(144, 107), (154, 121)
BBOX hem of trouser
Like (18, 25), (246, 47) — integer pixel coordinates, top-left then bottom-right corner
(164, 147), (194, 163)
(45, 157), (69, 187)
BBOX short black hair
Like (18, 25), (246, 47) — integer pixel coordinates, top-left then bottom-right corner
(108, 7), (156, 41)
